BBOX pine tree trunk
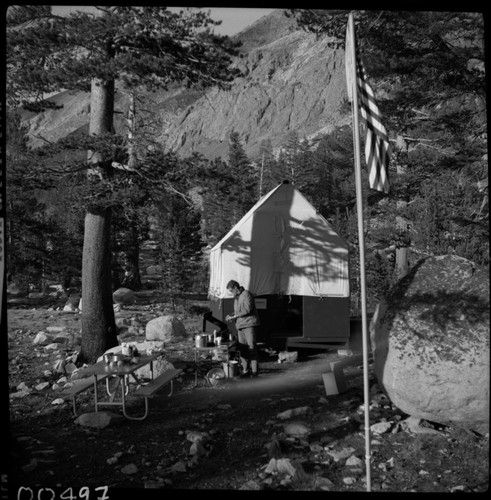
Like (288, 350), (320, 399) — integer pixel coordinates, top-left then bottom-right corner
(81, 207), (118, 362)
(80, 78), (118, 363)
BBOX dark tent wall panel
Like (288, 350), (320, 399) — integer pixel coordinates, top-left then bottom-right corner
(208, 295), (350, 346)
(303, 296), (350, 339)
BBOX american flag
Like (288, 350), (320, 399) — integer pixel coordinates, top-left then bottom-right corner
(346, 19), (390, 193)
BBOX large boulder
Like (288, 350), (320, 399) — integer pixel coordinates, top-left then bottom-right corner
(145, 315), (187, 342)
(7, 283), (28, 297)
(113, 287), (136, 305)
(370, 255), (489, 434)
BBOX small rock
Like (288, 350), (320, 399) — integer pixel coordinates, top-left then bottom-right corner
(265, 458), (277, 474)
(10, 390), (31, 399)
(186, 431), (208, 443)
(66, 353), (79, 364)
(277, 458), (306, 479)
(277, 409), (294, 420)
(450, 486), (466, 493)
(64, 363), (77, 374)
(51, 398), (64, 405)
(326, 447), (356, 462)
(216, 404), (232, 410)
(343, 477), (356, 485)
(53, 359), (65, 374)
(283, 421), (311, 437)
(189, 440), (207, 457)
(121, 463), (138, 475)
(277, 406), (312, 420)
(171, 461), (187, 473)
(239, 480), (262, 490)
(46, 326), (66, 332)
(16, 382), (30, 391)
(370, 421), (392, 435)
(401, 416), (442, 435)
(316, 477), (335, 490)
(74, 412), (123, 429)
(345, 455), (364, 468)
(278, 351), (298, 363)
(35, 382), (50, 391)
(44, 343), (60, 351)
(33, 332), (52, 345)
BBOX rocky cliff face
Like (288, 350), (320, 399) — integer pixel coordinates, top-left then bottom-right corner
(24, 10), (349, 160)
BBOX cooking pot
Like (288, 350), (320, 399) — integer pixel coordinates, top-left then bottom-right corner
(195, 334), (207, 348)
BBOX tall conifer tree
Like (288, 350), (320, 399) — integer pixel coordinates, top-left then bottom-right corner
(7, 6), (240, 361)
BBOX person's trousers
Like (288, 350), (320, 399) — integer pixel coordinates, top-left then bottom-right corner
(237, 327), (258, 374)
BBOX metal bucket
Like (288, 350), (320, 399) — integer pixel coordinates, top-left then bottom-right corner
(223, 360), (240, 378)
(195, 334), (207, 348)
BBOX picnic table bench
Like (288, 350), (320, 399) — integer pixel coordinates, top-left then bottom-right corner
(133, 368), (183, 419)
(134, 368), (182, 398)
(60, 375), (110, 417)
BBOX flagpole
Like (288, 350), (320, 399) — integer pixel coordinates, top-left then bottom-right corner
(347, 12), (372, 492)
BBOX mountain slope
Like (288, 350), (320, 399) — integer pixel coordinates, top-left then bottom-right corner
(24, 9), (349, 160)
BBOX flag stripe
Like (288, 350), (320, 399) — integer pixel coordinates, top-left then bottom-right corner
(346, 20), (390, 193)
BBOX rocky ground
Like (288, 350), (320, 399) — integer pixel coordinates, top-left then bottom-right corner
(6, 296), (489, 495)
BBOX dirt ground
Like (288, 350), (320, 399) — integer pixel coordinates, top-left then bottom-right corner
(6, 300), (489, 495)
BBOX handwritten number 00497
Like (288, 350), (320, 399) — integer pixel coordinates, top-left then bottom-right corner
(17, 486), (109, 500)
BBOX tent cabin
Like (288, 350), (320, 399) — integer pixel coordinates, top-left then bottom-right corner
(206, 181), (351, 349)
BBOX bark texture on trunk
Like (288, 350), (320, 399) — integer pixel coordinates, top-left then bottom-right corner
(89, 79), (114, 135)
(81, 207), (118, 363)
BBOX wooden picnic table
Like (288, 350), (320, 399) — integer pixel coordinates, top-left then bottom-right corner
(63, 353), (182, 420)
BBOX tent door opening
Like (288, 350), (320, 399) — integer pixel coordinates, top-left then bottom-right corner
(255, 295), (303, 340)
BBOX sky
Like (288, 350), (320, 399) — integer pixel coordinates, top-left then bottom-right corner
(50, 6), (275, 36)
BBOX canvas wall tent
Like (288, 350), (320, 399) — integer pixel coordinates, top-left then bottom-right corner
(207, 181), (351, 348)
